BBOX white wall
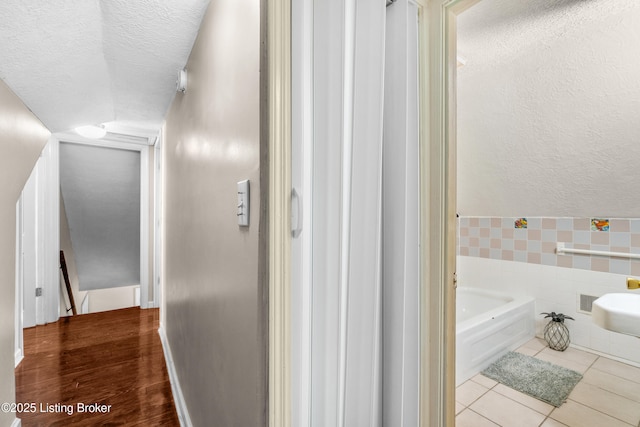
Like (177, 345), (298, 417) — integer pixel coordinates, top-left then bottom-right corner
(86, 286), (139, 313)
(456, 0), (640, 217)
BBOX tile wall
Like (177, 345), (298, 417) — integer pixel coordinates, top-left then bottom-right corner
(458, 217), (640, 276)
(457, 216), (640, 364)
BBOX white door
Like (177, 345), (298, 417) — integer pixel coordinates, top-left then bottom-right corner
(382, 0), (421, 425)
(21, 163), (39, 328)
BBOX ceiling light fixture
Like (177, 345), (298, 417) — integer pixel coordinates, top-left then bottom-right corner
(75, 124), (107, 139)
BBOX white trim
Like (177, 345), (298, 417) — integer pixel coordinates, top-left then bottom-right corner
(20, 169), (37, 329)
(55, 133), (152, 309)
(569, 342), (640, 368)
(81, 293), (89, 314)
(421, 0), (478, 425)
(140, 145), (150, 309)
(153, 132), (163, 313)
(55, 132), (153, 151)
(11, 417), (21, 427)
(268, 0), (292, 425)
(103, 123), (159, 145)
(14, 349), (23, 368)
(420, 0), (455, 425)
(158, 327), (192, 427)
(44, 138), (60, 323)
(134, 286), (141, 307)
(15, 198), (24, 367)
(35, 155), (46, 325)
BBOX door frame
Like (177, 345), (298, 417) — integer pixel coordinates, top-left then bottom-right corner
(422, 0), (481, 425)
(153, 130), (163, 316)
(15, 198), (24, 367)
(16, 138), (60, 326)
(55, 133), (151, 309)
(268, 0), (291, 425)
(15, 138), (59, 366)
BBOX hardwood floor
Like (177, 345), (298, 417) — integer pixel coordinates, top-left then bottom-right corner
(15, 307), (180, 426)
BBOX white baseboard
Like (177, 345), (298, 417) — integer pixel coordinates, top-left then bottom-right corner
(158, 326), (192, 427)
(135, 287), (141, 306)
(15, 349), (23, 368)
(11, 417), (21, 427)
(81, 293), (89, 314)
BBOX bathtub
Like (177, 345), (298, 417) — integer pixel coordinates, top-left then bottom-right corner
(456, 287), (535, 386)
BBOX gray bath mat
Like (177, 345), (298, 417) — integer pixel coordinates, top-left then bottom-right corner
(481, 351), (582, 407)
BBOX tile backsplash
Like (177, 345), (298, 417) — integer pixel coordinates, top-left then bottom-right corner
(458, 217), (640, 276)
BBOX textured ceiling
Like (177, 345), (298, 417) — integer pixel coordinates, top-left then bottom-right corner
(0, 0), (210, 134)
(456, 0), (640, 217)
(457, 0), (639, 72)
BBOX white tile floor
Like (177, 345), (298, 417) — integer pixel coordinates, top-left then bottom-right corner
(456, 338), (640, 427)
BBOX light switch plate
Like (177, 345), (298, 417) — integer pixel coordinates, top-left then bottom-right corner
(237, 180), (250, 226)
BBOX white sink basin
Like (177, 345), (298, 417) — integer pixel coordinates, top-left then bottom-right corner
(592, 293), (640, 337)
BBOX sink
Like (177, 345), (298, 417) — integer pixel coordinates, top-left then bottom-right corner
(592, 293), (640, 337)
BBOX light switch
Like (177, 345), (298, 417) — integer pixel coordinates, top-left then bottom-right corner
(237, 180), (250, 226)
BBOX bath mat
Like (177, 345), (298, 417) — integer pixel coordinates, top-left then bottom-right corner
(481, 351), (582, 407)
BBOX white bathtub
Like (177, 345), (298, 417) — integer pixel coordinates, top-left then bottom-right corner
(456, 287), (535, 386)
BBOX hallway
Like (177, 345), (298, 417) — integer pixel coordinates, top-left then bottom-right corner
(15, 308), (179, 426)
(0, 0), (268, 424)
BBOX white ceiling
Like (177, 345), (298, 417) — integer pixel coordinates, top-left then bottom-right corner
(0, 0), (210, 134)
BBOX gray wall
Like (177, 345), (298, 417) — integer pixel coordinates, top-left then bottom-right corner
(0, 79), (50, 426)
(163, 0), (266, 425)
(59, 143), (141, 291)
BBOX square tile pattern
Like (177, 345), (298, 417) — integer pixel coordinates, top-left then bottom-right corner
(456, 338), (640, 427)
(458, 217), (640, 276)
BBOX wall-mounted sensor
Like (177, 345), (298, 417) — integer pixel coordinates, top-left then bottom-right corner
(176, 69), (187, 93)
(237, 180), (250, 227)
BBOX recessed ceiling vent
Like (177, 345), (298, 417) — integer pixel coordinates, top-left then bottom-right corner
(103, 132), (155, 146)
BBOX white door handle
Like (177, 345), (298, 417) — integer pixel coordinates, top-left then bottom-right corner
(291, 188), (302, 238)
